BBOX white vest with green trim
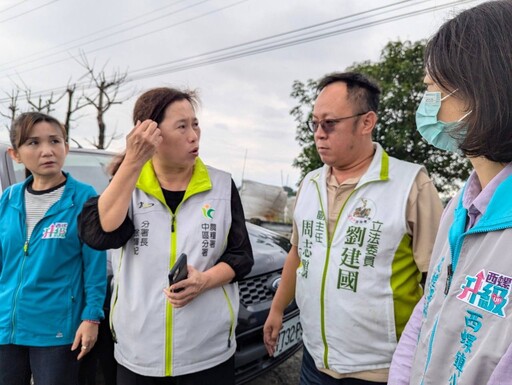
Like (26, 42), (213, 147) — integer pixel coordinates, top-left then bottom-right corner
(294, 143), (423, 373)
(110, 158), (237, 377)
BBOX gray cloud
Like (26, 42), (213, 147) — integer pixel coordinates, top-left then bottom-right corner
(0, 0), (482, 187)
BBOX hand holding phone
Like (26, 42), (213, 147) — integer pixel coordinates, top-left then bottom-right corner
(168, 253), (188, 292)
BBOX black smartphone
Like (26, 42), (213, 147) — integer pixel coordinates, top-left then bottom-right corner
(168, 253), (188, 291)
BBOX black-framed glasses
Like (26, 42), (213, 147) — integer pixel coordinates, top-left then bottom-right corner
(307, 112), (368, 133)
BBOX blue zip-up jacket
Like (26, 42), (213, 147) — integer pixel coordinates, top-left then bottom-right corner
(0, 173), (106, 346)
(407, 174), (512, 384)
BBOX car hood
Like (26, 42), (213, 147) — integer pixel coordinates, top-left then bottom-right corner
(246, 222), (290, 277)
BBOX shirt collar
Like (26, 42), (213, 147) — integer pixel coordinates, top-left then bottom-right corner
(463, 162), (512, 217)
(326, 167), (360, 188)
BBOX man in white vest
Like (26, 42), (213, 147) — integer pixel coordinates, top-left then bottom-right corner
(263, 72), (443, 385)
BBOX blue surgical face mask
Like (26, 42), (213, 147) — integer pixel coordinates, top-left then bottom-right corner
(415, 91), (470, 154)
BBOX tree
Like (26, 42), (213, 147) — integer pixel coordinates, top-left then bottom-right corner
(290, 40), (471, 195)
(290, 78), (321, 178)
(0, 89), (20, 129)
(1, 84), (89, 144)
(79, 55), (128, 149)
(63, 83), (89, 141)
(0, 54), (131, 147)
(24, 79), (65, 116)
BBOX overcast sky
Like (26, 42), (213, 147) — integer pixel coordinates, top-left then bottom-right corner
(0, 0), (483, 187)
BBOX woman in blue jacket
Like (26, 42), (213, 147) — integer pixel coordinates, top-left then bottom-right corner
(0, 112), (106, 385)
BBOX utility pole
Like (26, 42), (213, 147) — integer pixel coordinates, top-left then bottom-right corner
(241, 148), (248, 185)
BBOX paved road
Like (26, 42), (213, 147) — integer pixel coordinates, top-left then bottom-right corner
(84, 347), (303, 385)
(245, 349), (302, 385)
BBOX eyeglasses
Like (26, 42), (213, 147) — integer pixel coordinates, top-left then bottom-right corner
(307, 112), (368, 133)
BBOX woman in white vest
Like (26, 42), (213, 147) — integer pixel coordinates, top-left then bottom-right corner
(78, 87), (254, 385)
(389, 1), (512, 384)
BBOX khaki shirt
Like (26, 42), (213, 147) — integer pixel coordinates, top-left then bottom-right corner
(291, 167), (443, 382)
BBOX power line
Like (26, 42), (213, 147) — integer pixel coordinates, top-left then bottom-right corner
(0, 0), (191, 68)
(0, 0), (250, 77)
(0, 0), (478, 103)
(0, 0), (471, 100)
(129, 0), (424, 76)
(128, 0), (476, 79)
(0, 0), (415, 77)
(0, 0), (31, 15)
(63, 0), (250, 64)
(0, 0), (216, 72)
(0, 0), (58, 24)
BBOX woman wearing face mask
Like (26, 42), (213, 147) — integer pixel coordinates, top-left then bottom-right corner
(388, 1), (512, 384)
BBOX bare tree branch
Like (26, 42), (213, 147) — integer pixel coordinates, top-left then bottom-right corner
(25, 89), (65, 114)
(77, 53), (130, 149)
(69, 137), (83, 148)
(0, 89), (20, 129)
(63, 83), (89, 139)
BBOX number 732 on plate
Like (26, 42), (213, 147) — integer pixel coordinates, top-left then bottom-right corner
(274, 315), (302, 357)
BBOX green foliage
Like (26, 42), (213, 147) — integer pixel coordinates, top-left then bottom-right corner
(290, 40), (471, 196)
(290, 78), (322, 176)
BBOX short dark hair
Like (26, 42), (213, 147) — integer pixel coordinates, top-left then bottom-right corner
(425, 0), (512, 162)
(132, 87), (199, 125)
(317, 72), (381, 113)
(109, 87), (200, 176)
(10, 112), (66, 150)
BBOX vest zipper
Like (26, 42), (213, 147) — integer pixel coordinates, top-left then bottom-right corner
(164, 183), (213, 375)
(222, 286), (235, 348)
(166, 208), (181, 376)
(109, 242), (127, 344)
(444, 264), (453, 295)
(446, 228), (465, 293)
(109, 273), (119, 342)
(312, 178), (377, 369)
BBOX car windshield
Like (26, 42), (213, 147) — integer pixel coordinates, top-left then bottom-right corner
(12, 150), (113, 194)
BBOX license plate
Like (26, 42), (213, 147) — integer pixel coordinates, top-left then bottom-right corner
(274, 314), (302, 357)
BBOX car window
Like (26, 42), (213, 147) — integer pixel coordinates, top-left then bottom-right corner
(12, 151), (113, 194)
